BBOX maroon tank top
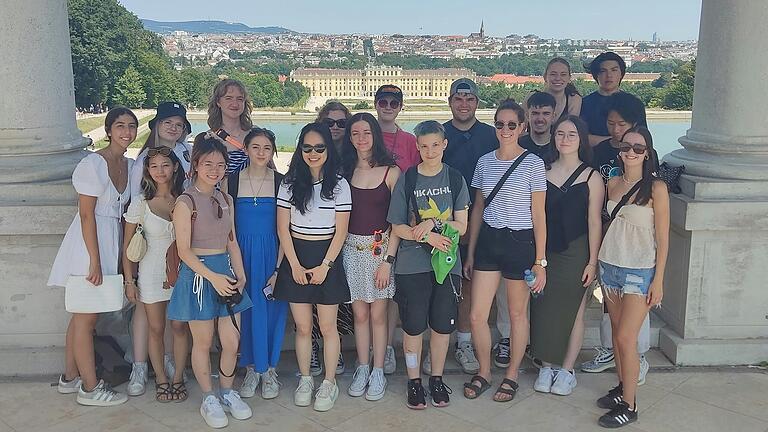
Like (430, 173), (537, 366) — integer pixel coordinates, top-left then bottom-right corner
(348, 167), (392, 235)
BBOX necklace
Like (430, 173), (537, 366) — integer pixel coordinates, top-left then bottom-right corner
(247, 168), (269, 205)
(622, 174), (641, 185)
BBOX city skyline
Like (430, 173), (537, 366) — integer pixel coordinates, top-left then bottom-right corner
(119, 0), (702, 41)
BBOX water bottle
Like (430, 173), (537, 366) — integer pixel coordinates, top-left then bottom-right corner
(525, 269), (540, 298)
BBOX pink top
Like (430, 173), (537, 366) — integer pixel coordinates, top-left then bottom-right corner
(177, 187), (233, 250)
(382, 129), (421, 172)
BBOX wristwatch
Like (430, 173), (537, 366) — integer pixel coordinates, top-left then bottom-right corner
(432, 218), (444, 233)
(322, 258), (335, 269)
(535, 258), (548, 268)
(384, 255), (396, 264)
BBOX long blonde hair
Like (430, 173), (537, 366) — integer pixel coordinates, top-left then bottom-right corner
(207, 79), (254, 131)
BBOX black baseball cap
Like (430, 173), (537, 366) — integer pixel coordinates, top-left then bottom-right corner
(149, 101), (192, 132)
(375, 85), (404, 103)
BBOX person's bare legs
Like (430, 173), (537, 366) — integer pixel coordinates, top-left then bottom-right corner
(63, 317), (80, 380)
(604, 290), (624, 380)
(465, 270), (500, 397)
(187, 320), (215, 393)
(72, 313), (99, 390)
(615, 296), (651, 409)
(494, 280), (530, 402)
(429, 331), (451, 376)
(291, 303), (314, 377)
(403, 333), (423, 379)
(317, 304), (340, 383)
(217, 313), (242, 390)
(170, 320), (189, 384)
(352, 301), (371, 365)
(131, 302), (149, 363)
(144, 302), (169, 383)
(370, 300), (388, 369)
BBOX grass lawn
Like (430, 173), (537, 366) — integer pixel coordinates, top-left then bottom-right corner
(76, 115), (107, 133)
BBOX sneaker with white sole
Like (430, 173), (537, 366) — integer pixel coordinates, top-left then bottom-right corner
(294, 376), (314, 407)
(365, 367), (386, 401)
(598, 400), (637, 428)
(76, 379), (128, 407)
(126, 362), (148, 396)
(336, 351), (346, 375)
(239, 367), (261, 398)
(551, 369), (577, 396)
(221, 390), (252, 420)
(493, 338), (511, 368)
(313, 379), (339, 412)
(57, 374), (82, 394)
(638, 355), (649, 385)
(534, 367), (555, 393)
(200, 394), (228, 428)
(348, 364), (370, 397)
(581, 346), (615, 373)
(261, 368), (281, 399)
(422, 352), (432, 376)
(384, 345), (397, 375)
(310, 340), (323, 377)
(454, 341), (480, 374)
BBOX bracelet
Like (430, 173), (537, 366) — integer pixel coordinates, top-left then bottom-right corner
(124, 280), (136, 286)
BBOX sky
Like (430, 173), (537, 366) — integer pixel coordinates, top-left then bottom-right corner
(119, 0), (702, 41)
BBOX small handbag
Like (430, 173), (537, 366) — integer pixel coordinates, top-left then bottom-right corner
(126, 200), (148, 262)
(65, 275), (126, 313)
(165, 240), (181, 287)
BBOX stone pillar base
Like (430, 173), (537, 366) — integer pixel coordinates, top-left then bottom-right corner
(656, 174), (768, 366)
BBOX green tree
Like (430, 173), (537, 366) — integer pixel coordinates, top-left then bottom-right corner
(354, 101), (371, 110)
(662, 60), (695, 110)
(112, 66), (146, 107)
(178, 68), (215, 108)
(135, 52), (184, 107)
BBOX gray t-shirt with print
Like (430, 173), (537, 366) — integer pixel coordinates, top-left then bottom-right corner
(387, 164), (470, 275)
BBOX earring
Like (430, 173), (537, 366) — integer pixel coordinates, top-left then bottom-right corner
(645, 155), (649, 160)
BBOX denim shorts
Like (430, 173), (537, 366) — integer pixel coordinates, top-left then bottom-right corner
(598, 261), (655, 297)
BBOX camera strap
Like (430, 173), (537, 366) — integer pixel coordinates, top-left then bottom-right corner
(215, 305), (240, 378)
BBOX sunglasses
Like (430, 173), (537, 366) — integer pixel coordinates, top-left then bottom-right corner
(301, 144), (327, 154)
(251, 127), (276, 141)
(323, 118), (347, 128)
(377, 99), (401, 109)
(372, 230), (384, 257)
(619, 143), (648, 155)
(494, 121), (519, 130)
(210, 196), (224, 219)
(147, 147), (172, 157)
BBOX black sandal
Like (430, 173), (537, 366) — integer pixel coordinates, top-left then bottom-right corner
(171, 381), (188, 403)
(463, 375), (491, 399)
(155, 382), (173, 403)
(493, 378), (519, 402)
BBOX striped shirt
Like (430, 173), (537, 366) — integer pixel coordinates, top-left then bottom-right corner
(471, 151), (547, 230)
(277, 176), (352, 236)
(226, 149), (249, 175)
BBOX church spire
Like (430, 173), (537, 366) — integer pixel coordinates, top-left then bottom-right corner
(480, 20), (484, 38)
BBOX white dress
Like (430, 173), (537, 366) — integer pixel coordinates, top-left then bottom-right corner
(124, 195), (175, 303)
(48, 153), (134, 287)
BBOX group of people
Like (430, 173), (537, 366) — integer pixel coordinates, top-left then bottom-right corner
(49, 51), (669, 430)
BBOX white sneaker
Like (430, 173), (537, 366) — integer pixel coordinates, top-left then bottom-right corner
(534, 367), (555, 393)
(638, 355), (650, 385)
(239, 368), (261, 398)
(384, 345), (397, 375)
(422, 352), (432, 375)
(455, 342), (480, 374)
(313, 379), (339, 412)
(200, 394), (228, 428)
(551, 369), (577, 396)
(348, 364), (370, 397)
(365, 367), (386, 401)
(294, 375), (314, 407)
(221, 390), (252, 420)
(126, 362), (148, 396)
(261, 368), (281, 399)
(57, 374), (82, 394)
(76, 379), (128, 407)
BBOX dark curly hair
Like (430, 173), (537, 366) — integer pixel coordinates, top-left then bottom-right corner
(340, 112), (396, 179)
(284, 122), (341, 214)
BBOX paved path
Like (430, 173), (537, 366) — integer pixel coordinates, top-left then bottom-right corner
(1, 351), (765, 432)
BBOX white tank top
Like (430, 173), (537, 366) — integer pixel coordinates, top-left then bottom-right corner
(598, 200), (656, 269)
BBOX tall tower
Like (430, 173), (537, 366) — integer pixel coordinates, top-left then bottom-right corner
(480, 20), (485, 38)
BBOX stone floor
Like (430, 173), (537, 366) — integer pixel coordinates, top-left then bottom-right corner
(1, 350), (766, 432)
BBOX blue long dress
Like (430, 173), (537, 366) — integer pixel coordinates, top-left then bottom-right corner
(236, 196), (288, 371)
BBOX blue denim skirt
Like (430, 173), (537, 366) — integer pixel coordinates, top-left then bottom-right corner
(599, 261), (655, 297)
(167, 253), (252, 321)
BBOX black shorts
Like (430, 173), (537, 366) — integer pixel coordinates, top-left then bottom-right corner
(274, 237), (351, 305)
(474, 223), (535, 280)
(394, 272), (460, 336)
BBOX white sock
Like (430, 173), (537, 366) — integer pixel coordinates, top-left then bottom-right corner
(456, 332), (471, 344)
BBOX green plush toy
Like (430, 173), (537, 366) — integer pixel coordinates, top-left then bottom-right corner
(431, 223), (460, 283)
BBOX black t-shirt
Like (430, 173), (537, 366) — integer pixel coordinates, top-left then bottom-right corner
(443, 120), (499, 188)
(591, 138), (661, 182)
(518, 135), (551, 161)
(580, 90), (648, 137)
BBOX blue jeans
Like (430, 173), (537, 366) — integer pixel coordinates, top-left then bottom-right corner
(598, 261), (655, 297)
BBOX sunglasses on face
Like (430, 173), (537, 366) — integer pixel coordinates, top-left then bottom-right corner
(147, 147), (172, 157)
(372, 230), (384, 257)
(619, 143), (648, 155)
(301, 144), (327, 154)
(323, 118), (347, 128)
(494, 121), (519, 131)
(377, 99), (401, 109)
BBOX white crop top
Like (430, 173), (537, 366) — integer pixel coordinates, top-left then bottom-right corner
(277, 176), (352, 236)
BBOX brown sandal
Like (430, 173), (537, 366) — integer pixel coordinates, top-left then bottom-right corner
(463, 375), (491, 399)
(492, 378), (519, 402)
(155, 382), (173, 403)
(171, 381), (188, 403)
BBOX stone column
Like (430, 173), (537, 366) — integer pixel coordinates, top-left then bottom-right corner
(661, 0), (768, 365)
(0, 0), (88, 374)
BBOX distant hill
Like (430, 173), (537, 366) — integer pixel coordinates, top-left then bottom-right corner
(141, 19), (294, 35)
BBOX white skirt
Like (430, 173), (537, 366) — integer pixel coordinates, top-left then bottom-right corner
(343, 233), (395, 303)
